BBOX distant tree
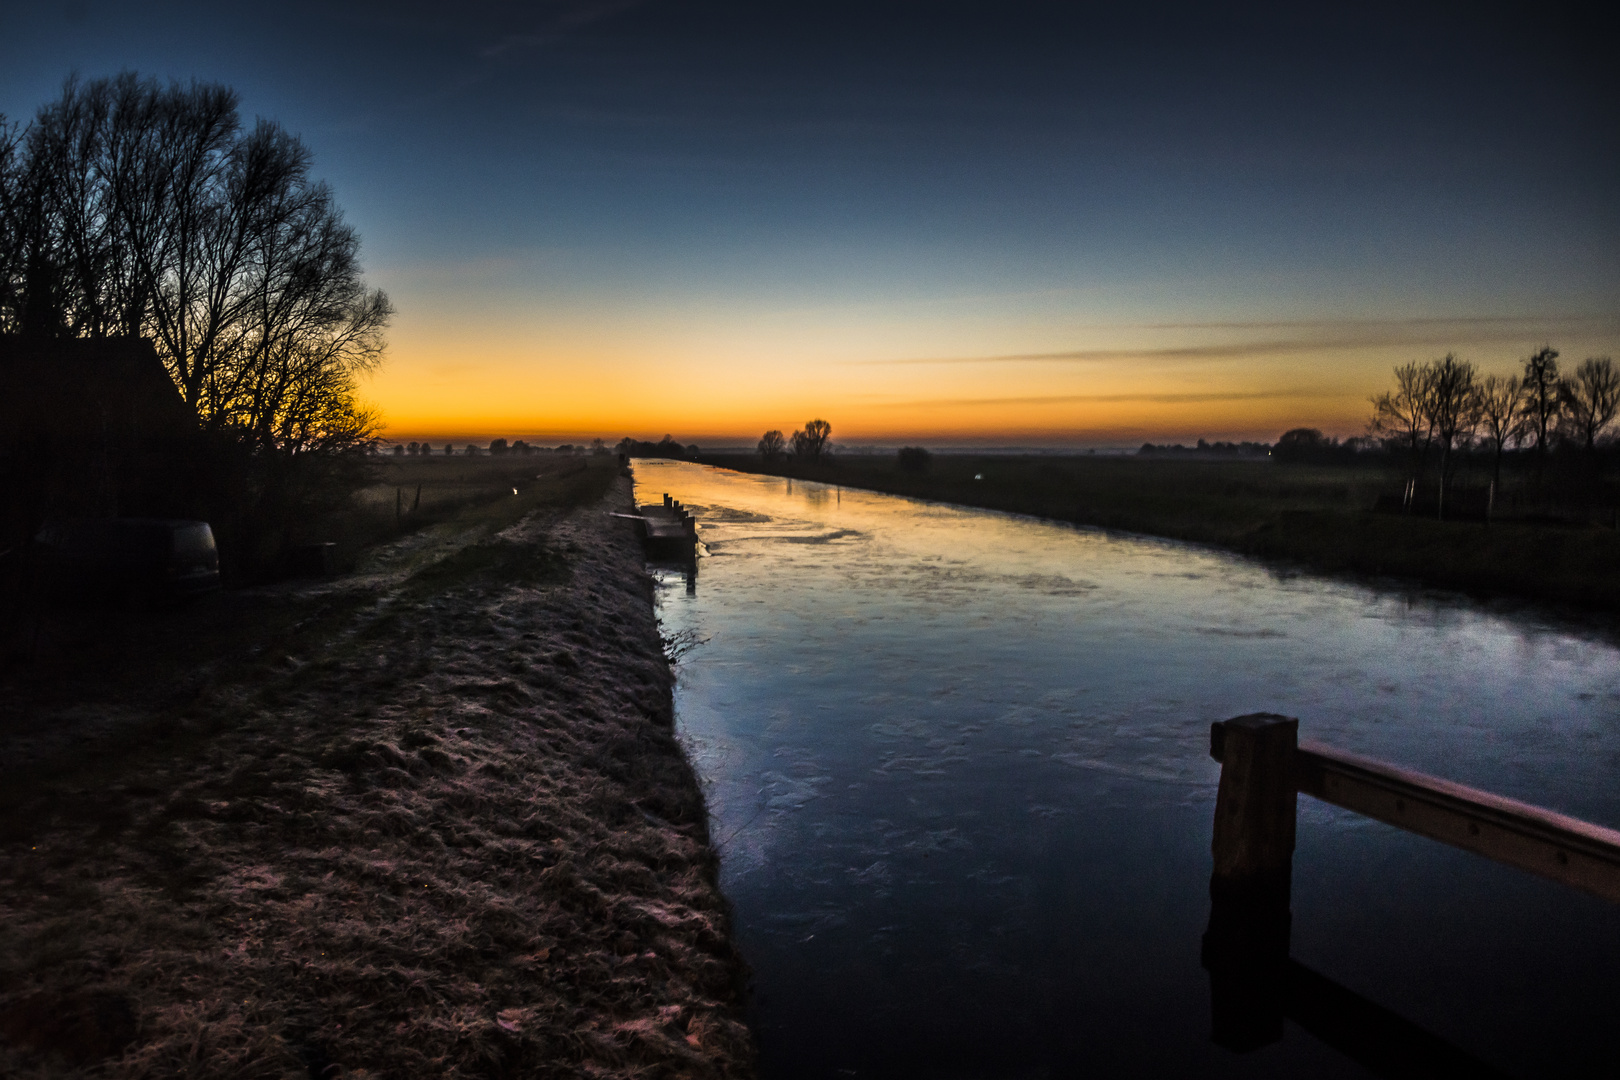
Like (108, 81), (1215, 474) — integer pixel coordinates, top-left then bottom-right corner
(1476, 373), (1525, 489)
(1426, 353), (1479, 497)
(443, 443), (453, 455)
(1561, 357), (1620, 452)
(489, 438), (509, 456)
(392, 444), (404, 456)
(757, 429), (785, 459)
(1521, 346), (1562, 461)
(465, 443), (479, 456)
(406, 440), (420, 455)
(591, 438), (608, 456)
(790, 418), (831, 462)
(1368, 362), (1436, 465)
(897, 446), (931, 472)
(1273, 428), (1332, 463)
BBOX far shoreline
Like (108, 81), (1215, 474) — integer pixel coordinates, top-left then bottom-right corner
(689, 452), (1620, 615)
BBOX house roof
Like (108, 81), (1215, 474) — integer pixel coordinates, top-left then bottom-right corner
(0, 336), (197, 444)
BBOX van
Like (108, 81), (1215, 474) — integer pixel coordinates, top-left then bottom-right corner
(34, 519), (221, 605)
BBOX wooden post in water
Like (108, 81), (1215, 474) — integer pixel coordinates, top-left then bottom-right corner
(1202, 713), (1298, 1051)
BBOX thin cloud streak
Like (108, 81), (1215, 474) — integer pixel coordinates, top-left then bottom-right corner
(879, 389), (1319, 409)
(1134, 314), (1616, 331)
(857, 315), (1620, 367)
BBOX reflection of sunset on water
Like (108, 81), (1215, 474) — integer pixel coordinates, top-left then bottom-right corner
(639, 459), (1620, 1077)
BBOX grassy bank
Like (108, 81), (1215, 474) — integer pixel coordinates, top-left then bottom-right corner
(0, 459), (753, 1077)
(699, 453), (1620, 612)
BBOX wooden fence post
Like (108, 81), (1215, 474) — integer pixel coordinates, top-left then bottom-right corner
(1202, 713), (1298, 1051)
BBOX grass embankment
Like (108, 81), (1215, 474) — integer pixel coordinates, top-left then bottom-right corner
(0, 459), (754, 1078)
(292, 455), (600, 575)
(701, 453), (1620, 611)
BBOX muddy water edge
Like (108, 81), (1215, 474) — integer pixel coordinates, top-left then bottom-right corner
(0, 471), (753, 1077)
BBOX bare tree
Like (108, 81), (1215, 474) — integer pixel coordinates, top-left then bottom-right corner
(1560, 357), (1620, 452)
(0, 114), (24, 331)
(1368, 362), (1434, 465)
(0, 75), (390, 459)
(757, 429), (785, 459)
(13, 78), (122, 337)
(1520, 346), (1561, 460)
(790, 418), (831, 462)
(1427, 354), (1478, 503)
(1476, 373), (1524, 489)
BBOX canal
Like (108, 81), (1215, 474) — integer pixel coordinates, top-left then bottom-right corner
(635, 459), (1620, 1078)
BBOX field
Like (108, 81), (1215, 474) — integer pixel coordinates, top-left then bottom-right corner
(700, 452), (1620, 612)
(0, 457), (753, 1078)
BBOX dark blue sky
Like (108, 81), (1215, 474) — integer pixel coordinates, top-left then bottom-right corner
(5, 1), (1617, 441)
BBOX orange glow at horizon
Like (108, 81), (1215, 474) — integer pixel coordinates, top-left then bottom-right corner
(364, 308), (1620, 446)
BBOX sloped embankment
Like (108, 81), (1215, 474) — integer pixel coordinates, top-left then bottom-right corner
(0, 474), (752, 1078)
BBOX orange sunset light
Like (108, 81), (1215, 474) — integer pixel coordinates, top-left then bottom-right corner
(365, 312), (1615, 445)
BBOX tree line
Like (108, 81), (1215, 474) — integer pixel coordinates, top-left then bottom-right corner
(395, 439), (610, 457)
(1368, 347), (1618, 490)
(618, 435), (702, 459)
(757, 419), (831, 462)
(0, 73), (389, 460)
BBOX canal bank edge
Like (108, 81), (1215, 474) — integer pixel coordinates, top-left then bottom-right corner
(0, 474), (754, 1078)
(696, 454), (1620, 613)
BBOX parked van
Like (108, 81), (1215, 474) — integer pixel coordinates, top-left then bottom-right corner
(34, 518), (221, 605)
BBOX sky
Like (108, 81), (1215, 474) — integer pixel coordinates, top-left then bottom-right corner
(4, 1), (1617, 446)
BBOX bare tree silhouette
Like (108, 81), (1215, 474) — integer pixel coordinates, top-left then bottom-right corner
(1426, 353), (1479, 505)
(1368, 362), (1435, 466)
(1, 74), (390, 459)
(1476, 373), (1524, 490)
(1520, 346), (1562, 463)
(1561, 357), (1620, 452)
(790, 418), (831, 462)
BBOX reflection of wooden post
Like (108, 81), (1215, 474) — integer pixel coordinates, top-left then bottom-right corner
(1203, 713), (1298, 1052)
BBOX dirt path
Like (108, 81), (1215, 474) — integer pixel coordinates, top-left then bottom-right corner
(0, 475), (753, 1078)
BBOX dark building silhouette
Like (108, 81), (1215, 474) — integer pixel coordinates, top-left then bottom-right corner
(0, 336), (199, 550)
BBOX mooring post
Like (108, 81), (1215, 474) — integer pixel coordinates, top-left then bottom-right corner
(1202, 713), (1298, 1052)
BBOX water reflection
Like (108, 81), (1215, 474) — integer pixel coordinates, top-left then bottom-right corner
(636, 460), (1620, 1078)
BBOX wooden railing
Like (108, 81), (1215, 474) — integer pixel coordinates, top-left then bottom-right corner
(1210, 716), (1620, 903)
(1201, 713), (1618, 1070)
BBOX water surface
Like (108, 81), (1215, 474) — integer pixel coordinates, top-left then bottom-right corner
(637, 460), (1620, 1078)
